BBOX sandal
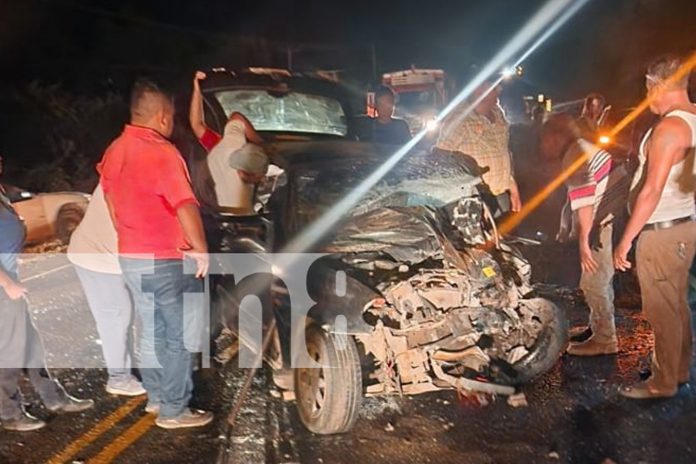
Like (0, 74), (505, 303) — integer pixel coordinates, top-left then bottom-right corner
(618, 382), (677, 400)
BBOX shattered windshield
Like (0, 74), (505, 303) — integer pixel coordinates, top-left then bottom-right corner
(293, 151), (481, 226)
(215, 90), (348, 136)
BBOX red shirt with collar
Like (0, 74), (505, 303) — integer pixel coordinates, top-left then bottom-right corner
(99, 125), (199, 259)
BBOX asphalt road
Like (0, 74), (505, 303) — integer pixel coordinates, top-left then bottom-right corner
(1, 250), (696, 464)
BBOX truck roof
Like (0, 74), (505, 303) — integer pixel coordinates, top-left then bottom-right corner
(382, 69), (446, 90)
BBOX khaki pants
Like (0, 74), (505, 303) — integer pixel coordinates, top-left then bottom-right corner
(636, 221), (696, 391)
(580, 223), (617, 343)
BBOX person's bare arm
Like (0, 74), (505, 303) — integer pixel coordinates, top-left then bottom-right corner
(576, 205), (598, 273)
(176, 203), (209, 278)
(614, 118), (690, 270)
(0, 268), (26, 300)
(230, 112), (263, 144)
(509, 178), (522, 212)
(189, 71), (208, 140)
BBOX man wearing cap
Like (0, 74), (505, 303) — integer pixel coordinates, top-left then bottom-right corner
(220, 142), (270, 215)
(206, 125), (269, 215)
(189, 71), (268, 214)
(189, 72), (263, 153)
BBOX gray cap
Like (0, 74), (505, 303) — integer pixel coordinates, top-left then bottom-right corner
(228, 143), (269, 175)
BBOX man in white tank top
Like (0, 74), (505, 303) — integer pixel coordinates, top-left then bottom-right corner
(614, 54), (696, 399)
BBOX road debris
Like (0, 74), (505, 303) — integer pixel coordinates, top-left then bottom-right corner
(507, 392), (529, 408)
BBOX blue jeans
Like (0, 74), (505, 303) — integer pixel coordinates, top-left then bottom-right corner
(120, 258), (203, 418)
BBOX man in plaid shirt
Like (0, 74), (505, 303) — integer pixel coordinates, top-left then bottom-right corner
(436, 79), (521, 216)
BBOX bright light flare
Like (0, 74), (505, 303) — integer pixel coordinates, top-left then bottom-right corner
(426, 119), (439, 132)
(284, 0), (593, 256)
(502, 67), (517, 79)
(512, 0), (590, 68)
(270, 264), (284, 277)
(220, 0), (599, 379)
(499, 50), (696, 236)
(436, 0), (588, 128)
(598, 135), (611, 145)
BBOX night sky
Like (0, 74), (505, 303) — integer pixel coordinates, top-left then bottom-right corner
(1, 0), (694, 102)
(0, 0), (695, 187)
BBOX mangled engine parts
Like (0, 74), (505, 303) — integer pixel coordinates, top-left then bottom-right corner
(358, 269), (545, 396)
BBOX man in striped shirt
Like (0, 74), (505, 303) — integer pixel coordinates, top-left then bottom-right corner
(541, 114), (631, 356)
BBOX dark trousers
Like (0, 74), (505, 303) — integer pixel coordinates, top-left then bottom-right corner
(0, 297), (66, 420)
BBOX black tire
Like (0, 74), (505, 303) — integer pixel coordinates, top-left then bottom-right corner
(294, 324), (362, 435)
(493, 298), (568, 385)
(56, 203), (85, 244)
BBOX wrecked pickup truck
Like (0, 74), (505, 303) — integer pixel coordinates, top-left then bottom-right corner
(209, 141), (568, 435)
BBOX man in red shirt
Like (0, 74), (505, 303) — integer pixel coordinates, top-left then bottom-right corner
(100, 79), (211, 429)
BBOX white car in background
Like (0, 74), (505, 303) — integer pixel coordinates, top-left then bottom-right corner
(2, 184), (89, 245)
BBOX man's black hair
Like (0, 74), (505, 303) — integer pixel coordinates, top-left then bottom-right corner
(130, 77), (174, 117)
(647, 53), (690, 89)
(375, 85), (395, 101)
(584, 92), (606, 109)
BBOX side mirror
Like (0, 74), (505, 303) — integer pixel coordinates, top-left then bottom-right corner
(7, 190), (34, 203)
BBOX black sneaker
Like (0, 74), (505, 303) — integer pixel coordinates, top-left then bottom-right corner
(639, 367), (652, 381)
(46, 395), (94, 413)
(2, 412), (46, 431)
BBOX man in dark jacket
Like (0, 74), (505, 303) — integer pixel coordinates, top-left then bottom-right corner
(355, 86), (412, 145)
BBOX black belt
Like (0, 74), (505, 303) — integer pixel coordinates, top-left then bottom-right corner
(642, 214), (696, 232)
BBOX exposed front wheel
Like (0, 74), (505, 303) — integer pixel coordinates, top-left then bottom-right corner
(294, 324), (362, 435)
(56, 203), (85, 244)
(491, 298), (569, 385)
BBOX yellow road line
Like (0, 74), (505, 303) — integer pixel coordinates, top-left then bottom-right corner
(87, 414), (156, 464)
(46, 396), (146, 464)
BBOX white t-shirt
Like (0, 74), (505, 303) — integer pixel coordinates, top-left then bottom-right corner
(67, 184), (121, 274)
(207, 119), (254, 211)
(631, 109), (696, 223)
